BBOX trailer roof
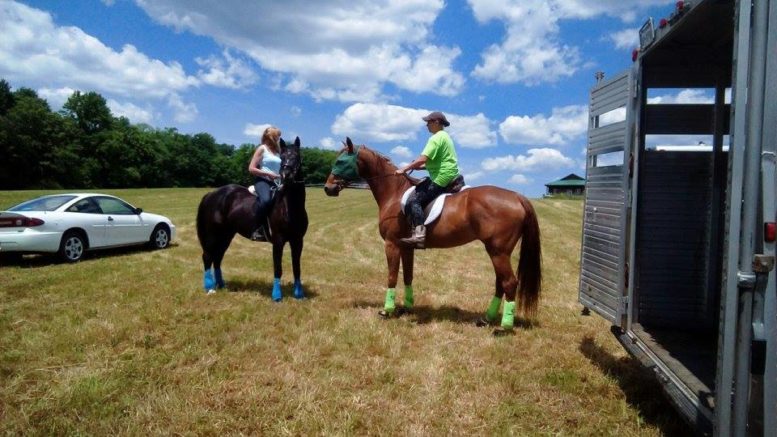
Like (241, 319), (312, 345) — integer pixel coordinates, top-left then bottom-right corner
(639, 0), (734, 88)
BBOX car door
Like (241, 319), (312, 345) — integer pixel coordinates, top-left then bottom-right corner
(94, 196), (144, 246)
(64, 197), (108, 247)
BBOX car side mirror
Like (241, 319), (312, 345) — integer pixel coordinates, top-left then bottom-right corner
(133, 207), (143, 214)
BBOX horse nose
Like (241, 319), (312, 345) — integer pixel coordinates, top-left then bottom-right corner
(324, 184), (339, 197)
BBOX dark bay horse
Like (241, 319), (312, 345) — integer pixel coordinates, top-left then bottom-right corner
(196, 137), (308, 301)
(324, 138), (541, 332)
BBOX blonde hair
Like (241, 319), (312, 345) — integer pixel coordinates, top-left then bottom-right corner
(261, 126), (281, 154)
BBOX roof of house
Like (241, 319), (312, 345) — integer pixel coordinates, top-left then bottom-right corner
(545, 173), (586, 187)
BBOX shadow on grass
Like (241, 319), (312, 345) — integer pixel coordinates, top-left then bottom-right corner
(350, 299), (538, 329)
(224, 277), (320, 301)
(0, 244), (180, 268)
(579, 335), (694, 436)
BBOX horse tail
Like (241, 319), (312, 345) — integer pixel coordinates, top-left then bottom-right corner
(516, 195), (542, 318)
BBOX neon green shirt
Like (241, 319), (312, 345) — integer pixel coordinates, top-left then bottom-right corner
(421, 130), (459, 186)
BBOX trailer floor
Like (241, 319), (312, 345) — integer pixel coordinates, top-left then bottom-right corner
(632, 323), (717, 408)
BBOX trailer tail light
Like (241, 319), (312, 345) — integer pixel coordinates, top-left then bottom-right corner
(632, 48), (639, 61)
(659, 18), (668, 28)
(676, 1), (685, 11)
(0, 216), (45, 228)
(765, 222), (776, 242)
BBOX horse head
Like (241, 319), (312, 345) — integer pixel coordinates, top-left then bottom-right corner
(324, 137), (359, 197)
(279, 136), (302, 186)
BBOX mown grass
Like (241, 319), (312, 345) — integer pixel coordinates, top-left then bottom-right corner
(0, 188), (691, 435)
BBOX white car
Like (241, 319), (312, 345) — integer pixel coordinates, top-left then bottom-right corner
(0, 193), (176, 262)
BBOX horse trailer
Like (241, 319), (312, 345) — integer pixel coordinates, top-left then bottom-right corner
(579, 0), (776, 435)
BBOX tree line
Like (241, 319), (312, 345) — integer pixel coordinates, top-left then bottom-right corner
(0, 79), (339, 190)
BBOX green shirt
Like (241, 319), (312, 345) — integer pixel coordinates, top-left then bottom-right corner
(421, 130), (459, 186)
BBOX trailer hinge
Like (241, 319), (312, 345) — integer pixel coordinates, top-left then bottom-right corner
(752, 255), (775, 273)
(737, 271), (756, 289)
(620, 296), (629, 315)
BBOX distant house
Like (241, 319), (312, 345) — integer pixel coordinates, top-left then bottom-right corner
(545, 173), (585, 196)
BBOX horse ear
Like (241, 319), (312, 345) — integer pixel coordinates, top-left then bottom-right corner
(346, 137), (354, 153)
(294, 136), (301, 149)
(279, 137), (287, 152)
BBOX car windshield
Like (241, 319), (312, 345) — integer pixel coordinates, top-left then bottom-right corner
(7, 195), (78, 212)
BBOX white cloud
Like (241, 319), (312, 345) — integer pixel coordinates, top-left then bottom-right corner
(648, 89), (714, 104)
(499, 105), (587, 146)
(509, 174), (531, 184)
(244, 123), (271, 139)
(319, 137), (339, 150)
(37, 87), (76, 110)
(332, 103), (497, 149)
(465, 171), (484, 182)
(290, 106), (302, 117)
(467, 0), (669, 85)
(391, 146), (413, 158)
(167, 94), (197, 123)
(195, 50), (258, 89)
(0, 2), (198, 99)
(332, 103), (428, 143)
(135, 0), (464, 102)
(608, 28), (639, 50)
(107, 99), (154, 124)
(447, 113), (497, 149)
(481, 148), (576, 172)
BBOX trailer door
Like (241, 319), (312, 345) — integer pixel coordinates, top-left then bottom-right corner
(579, 70), (634, 325)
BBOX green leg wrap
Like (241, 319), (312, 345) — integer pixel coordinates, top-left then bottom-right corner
(384, 288), (396, 313)
(501, 300), (516, 329)
(486, 296), (501, 321)
(404, 285), (414, 308)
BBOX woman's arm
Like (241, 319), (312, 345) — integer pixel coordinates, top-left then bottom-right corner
(395, 155), (428, 174)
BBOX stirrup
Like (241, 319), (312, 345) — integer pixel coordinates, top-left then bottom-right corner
(251, 228), (267, 242)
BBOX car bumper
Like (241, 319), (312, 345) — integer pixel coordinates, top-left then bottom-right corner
(0, 230), (62, 253)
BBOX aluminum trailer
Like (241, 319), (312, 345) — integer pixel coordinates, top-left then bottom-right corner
(579, 0), (776, 435)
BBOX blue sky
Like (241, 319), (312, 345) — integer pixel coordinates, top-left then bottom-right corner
(1, 0), (689, 197)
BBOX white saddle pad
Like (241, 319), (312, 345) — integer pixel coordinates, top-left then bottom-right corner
(400, 185), (470, 225)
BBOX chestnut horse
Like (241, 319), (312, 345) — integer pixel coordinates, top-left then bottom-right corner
(324, 138), (541, 332)
(196, 137), (308, 301)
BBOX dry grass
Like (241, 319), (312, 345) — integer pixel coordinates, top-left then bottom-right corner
(0, 188), (691, 435)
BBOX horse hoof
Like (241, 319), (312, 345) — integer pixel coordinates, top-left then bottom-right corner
(294, 293), (305, 300)
(475, 317), (492, 328)
(492, 327), (514, 337)
(206, 289), (217, 295)
(378, 309), (395, 319)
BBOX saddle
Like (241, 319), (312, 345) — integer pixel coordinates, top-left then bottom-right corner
(400, 175), (469, 225)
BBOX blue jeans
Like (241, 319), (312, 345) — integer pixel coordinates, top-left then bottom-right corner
(253, 178), (276, 228)
(405, 178), (447, 227)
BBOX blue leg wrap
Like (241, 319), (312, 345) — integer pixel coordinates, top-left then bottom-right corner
(204, 270), (216, 291)
(293, 279), (304, 299)
(214, 268), (226, 289)
(272, 278), (282, 302)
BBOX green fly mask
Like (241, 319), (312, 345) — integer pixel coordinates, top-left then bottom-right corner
(331, 145), (361, 181)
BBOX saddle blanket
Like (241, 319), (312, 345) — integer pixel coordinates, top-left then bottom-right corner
(400, 185), (470, 225)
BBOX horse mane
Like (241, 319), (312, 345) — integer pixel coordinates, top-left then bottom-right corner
(360, 145), (423, 185)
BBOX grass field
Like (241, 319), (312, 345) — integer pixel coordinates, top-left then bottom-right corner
(0, 188), (691, 435)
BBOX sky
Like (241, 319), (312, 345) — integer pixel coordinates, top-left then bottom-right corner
(0, 0), (698, 197)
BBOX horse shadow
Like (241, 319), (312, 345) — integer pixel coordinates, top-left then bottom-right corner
(579, 335), (693, 436)
(350, 299), (538, 329)
(224, 278), (320, 301)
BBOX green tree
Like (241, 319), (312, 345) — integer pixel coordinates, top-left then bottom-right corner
(62, 91), (113, 134)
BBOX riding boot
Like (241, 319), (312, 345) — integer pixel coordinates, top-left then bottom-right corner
(250, 226), (267, 242)
(400, 225), (426, 249)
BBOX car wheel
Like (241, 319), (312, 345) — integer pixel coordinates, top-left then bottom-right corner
(150, 225), (170, 249)
(59, 231), (86, 263)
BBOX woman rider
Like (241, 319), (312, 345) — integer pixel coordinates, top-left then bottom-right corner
(247, 126), (282, 241)
(394, 111), (461, 248)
